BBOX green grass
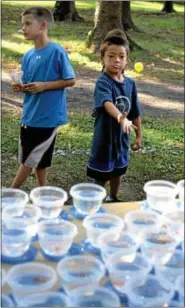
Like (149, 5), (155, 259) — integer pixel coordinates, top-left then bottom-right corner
(2, 104), (184, 201)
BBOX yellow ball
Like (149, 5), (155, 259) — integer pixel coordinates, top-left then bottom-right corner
(134, 62), (143, 73)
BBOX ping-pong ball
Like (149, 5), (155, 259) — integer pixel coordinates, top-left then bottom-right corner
(134, 62), (143, 73)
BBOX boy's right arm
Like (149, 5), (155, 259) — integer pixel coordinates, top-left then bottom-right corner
(104, 101), (133, 135)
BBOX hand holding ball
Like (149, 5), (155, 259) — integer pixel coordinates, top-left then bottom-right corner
(134, 62), (144, 73)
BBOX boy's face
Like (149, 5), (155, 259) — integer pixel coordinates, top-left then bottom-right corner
(21, 14), (45, 40)
(102, 44), (128, 76)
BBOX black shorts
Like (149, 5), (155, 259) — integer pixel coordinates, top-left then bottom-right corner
(19, 125), (57, 169)
(87, 165), (128, 183)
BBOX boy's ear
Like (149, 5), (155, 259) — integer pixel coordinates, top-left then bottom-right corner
(40, 21), (48, 30)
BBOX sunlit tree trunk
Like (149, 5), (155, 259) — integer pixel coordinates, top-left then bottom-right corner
(53, 1), (84, 21)
(88, 1), (124, 51)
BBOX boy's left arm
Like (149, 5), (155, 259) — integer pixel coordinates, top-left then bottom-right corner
(24, 79), (76, 93)
(131, 116), (142, 151)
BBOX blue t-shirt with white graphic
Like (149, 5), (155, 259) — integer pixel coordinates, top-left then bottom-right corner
(88, 72), (141, 172)
(21, 42), (75, 127)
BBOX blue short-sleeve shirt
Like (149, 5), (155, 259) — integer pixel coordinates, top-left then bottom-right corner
(88, 72), (141, 172)
(21, 42), (75, 127)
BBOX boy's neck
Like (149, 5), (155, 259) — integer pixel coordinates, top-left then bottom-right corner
(34, 34), (50, 49)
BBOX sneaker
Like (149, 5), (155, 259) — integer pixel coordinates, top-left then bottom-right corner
(104, 195), (123, 203)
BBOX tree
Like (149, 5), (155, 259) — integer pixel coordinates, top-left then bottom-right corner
(161, 1), (176, 13)
(121, 1), (141, 32)
(88, 1), (143, 52)
(53, 1), (84, 22)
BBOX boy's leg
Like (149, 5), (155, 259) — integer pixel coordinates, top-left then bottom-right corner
(11, 164), (32, 188)
(34, 167), (47, 186)
(110, 175), (122, 199)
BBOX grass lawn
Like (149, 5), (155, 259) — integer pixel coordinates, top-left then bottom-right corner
(1, 1), (184, 201)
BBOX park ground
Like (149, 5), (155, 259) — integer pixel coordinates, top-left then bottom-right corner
(1, 1), (184, 202)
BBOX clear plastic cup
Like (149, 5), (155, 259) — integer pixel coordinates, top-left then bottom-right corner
(2, 225), (32, 257)
(163, 210), (184, 241)
(83, 213), (124, 247)
(9, 71), (23, 83)
(69, 286), (120, 307)
(143, 180), (178, 214)
(1, 269), (6, 287)
(6, 262), (57, 305)
(154, 249), (184, 283)
(1, 188), (29, 215)
(38, 219), (77, 256)
(125, 274), (174, 307)
(177, 179), (184, 206)
(19, 292), (69, 307)
(141, 228), (178, 264)
(30, 186), (67, 219)
(70, 183), (106, 215)
(97, 230), (139, 263)
(2, 204), (42, 237)
(175, 275), (184, 307)
(124, 210), (162, 242)
(106, 252), (152, 293)
(57, 255), (105, 294)
(1, 295), (14, 307)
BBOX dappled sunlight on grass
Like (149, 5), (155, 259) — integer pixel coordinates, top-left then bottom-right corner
(2, 1), (55, 7)
(131, 1), (184, 13)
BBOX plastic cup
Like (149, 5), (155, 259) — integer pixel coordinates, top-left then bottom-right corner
(69, 286), (120, 307)
(97, 230), (139, 263)
(163, 210), (184, 241)
(2, 225), (32, 257)
(124, 210), (162, 242)
(2, 204), (42, 237)
(106, 252), (152, 293)
(143, 180), (178, 214)
(1, 188), (29, 215)
(18, 292), (69, 307)
(1, 269), (6, 287)
(83, 213), (124, 247)
(175, 275), (184, 307)
(141, 228), (178, 264)
(57, 255), (105, 294)
(38, 219), (77, 256)
(126, 274), (174, 307)
(1, 295), (14, 307)
(6, 262), (57, 305)
(70, 183), (106, 215)
(177, 179), (184, 206)
(30, 186), (67, 219)
(9, 71), (23, 83)
(154, 249), (184, 283)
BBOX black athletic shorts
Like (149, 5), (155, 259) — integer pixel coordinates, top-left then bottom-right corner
(19, 125), (57, 169)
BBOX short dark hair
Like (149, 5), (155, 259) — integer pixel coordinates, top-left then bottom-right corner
(21, 7), (53, 29)
(100, 29), (130, 58)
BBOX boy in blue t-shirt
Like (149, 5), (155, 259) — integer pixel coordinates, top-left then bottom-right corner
(87, 30), (142, 202)
(11, 6), (76, 188)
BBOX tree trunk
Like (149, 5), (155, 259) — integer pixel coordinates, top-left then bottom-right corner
(88, 1), (124, 52)
(121, 1), (142, 32)
(53, 1), (84, 22)
(161, 1), (176, 13)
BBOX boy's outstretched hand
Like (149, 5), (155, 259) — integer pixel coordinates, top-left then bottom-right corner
(24, 82), (46, 93)
(119, 112), (133, 135)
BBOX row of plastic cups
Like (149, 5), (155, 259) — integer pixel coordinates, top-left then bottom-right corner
(2, 183), (107, 220)
(2, 216), (78, 258)
(143, 179), (184, 214)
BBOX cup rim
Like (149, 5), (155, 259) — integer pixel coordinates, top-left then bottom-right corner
(83, 213), (124, 229)
(30, 186), (68, 207)
(38, 218), (78, 237)
(70, 183), (106, 200)
(2, 188), (29, 205)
